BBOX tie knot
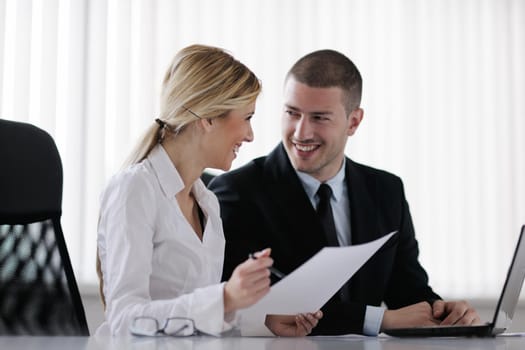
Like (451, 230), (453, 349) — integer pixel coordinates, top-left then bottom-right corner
(317, 183), (333, 201)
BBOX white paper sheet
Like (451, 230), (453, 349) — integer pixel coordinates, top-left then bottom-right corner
(239, 231), (397, 336)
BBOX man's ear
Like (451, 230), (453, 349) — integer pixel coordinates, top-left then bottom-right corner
(347, 108), (364, 136)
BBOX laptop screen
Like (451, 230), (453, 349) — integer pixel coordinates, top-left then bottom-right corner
(492, 225), (525, 332)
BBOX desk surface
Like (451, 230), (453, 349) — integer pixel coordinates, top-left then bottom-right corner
(1, 335), (525, 350)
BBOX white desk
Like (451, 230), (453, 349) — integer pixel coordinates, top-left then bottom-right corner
(1, 335), (524, 350)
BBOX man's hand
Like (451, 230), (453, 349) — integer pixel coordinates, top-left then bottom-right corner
(265, 311), (323, 336)
(432, 300), (481, 325)
(381, 302), (440, 330)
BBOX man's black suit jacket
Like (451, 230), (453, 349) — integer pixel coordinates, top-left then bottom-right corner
(209, 143), (440, 335)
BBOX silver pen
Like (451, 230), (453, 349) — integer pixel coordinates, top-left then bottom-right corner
(248, 253), (286, 280)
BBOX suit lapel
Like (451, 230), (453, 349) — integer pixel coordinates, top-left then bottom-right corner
(263, 144), (326, 251)
(344, 159), (381, 300)
(263, 146), (381, 248)
(345, 159), (380, 245)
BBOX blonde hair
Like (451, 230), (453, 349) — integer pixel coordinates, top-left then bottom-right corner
(126, 44), (261, 165)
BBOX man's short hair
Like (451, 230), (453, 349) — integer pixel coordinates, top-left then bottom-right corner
(286, 50), (362, 114)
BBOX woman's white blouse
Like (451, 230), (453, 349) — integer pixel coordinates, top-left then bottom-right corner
(96, 145), (231, 336)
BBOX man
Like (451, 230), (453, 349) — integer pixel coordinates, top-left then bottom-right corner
(209, 49), (480, 335)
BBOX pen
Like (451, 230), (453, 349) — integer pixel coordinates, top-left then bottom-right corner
(248, 253), (286, 280)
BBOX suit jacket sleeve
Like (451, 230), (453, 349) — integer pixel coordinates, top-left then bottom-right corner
(383, 179), (441, 308)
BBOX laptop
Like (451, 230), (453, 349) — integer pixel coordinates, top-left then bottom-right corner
(384, 225), (525, 337)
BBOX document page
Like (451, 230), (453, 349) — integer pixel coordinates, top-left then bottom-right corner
(239, 231), (397, 336)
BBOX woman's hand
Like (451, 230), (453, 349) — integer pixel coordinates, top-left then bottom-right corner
(223, 248), (273, 313)
(265, 311), (323, 337)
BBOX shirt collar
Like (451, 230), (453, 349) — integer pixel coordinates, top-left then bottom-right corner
(295, 160), (346, 202)
(147, 145), (212, 203)
(147, 145), (184, 198)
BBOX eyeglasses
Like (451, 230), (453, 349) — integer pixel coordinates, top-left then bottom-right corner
(129, 317), (198, 337)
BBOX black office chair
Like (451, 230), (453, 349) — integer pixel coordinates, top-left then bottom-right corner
(0, 119), (89, 335)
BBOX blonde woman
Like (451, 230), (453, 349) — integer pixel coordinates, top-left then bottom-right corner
(96, 45), (322, 337)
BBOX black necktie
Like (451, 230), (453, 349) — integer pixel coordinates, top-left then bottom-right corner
(317, 183), (351, 302)
(316, 184), (339, 246)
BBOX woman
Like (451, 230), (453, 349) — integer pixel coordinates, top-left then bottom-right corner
(96, 45), (322, 336)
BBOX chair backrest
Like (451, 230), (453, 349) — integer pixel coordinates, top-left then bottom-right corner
(0, 119), (89, 335)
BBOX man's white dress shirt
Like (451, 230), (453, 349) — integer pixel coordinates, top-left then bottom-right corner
(96, 145), (232, 336)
